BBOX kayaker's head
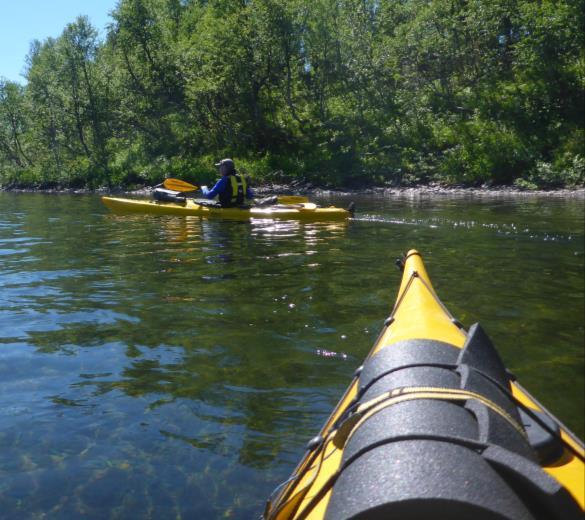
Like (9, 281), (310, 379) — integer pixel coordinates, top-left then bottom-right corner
(215, 158), (235, 176)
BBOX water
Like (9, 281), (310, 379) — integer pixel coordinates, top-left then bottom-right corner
(0, 192), (583, 518)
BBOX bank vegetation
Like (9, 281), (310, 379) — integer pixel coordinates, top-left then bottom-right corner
(0, 0), (583, 190)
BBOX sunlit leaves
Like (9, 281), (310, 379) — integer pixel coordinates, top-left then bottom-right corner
(0, 0), (583, 188)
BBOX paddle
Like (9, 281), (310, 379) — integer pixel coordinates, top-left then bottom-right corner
(162, 178), (309, 204)
(163, 178), (199, 192)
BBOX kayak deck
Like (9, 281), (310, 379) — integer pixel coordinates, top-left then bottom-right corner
(101, 196), (349, 221)
(265, 250), (584, 519)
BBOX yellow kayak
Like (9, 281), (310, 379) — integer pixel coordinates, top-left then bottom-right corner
(265, 250), (584, 519)
(101, 196), (350, 222)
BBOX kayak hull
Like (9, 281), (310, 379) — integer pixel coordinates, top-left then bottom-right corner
(265, 250), (584, 520)
(101, 196), (349, 221)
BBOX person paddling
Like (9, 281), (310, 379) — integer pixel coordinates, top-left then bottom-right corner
(201, 158), (254, 207)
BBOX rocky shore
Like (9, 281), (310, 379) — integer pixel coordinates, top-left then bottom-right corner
(3, 182), (585, 198)
(256, 183), (585, 199)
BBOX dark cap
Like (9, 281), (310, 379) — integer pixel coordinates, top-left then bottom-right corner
(214, 158), (235, 169)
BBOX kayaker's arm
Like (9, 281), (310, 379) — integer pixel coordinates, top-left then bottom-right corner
(201, 177), (228, 199)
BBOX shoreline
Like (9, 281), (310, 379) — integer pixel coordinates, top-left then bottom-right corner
(2, 183), (584, 198)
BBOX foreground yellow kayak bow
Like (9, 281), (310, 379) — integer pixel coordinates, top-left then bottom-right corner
(265, 250), (584, 520)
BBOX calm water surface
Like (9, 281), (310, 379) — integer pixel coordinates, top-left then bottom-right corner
(0, 192), (583, 518)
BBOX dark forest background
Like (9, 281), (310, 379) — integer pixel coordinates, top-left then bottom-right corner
(0, 0), (583, 190)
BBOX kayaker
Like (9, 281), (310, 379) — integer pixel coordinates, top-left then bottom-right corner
(201, 158), (254, 207)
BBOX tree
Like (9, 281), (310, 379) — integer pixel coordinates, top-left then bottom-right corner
(24, 17), (112, 187)
(0, 80), (32, 170)
(1, 0), (583, 189)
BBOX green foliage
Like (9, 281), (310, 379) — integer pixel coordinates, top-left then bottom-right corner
(433, 116), (530, 186)
(0, 0), (583, 189)
(518, 155), (585, 189)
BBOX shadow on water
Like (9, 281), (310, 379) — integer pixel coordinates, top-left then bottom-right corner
(0, 192), (582, 518)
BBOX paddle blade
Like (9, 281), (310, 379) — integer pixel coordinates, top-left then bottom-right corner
(277, 195), (309, 204)
(163, 178), (199, 192)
